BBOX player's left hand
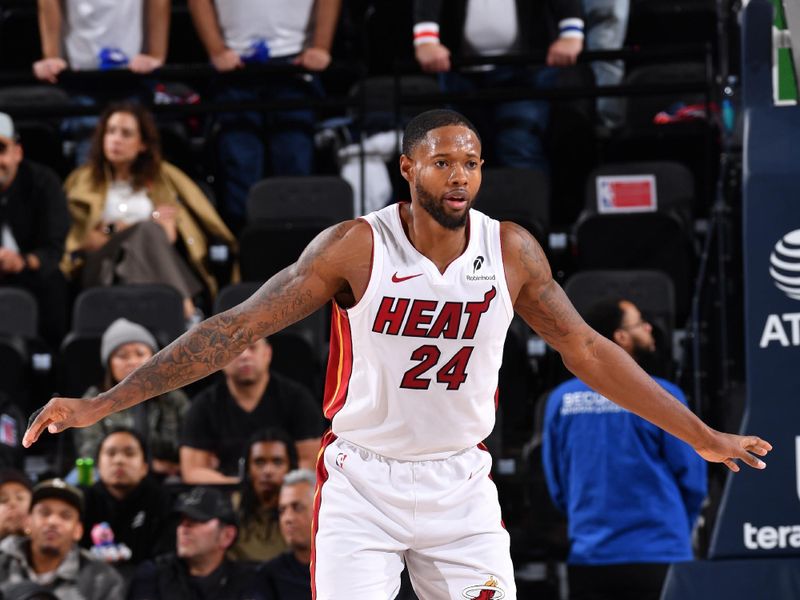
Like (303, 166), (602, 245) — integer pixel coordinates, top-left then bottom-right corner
(546, 37), (583, 67)
(23, 396), (109, 448)
(694, 431), (772, 472)
(293, 48), (331, 72)
(129, 54), (164, 73)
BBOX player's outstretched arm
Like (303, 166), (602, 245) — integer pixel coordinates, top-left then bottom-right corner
(501, 222), (772, 472)
(23, 221), (369, 447)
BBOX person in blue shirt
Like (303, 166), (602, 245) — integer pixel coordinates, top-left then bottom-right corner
(542, 297), (707, 600)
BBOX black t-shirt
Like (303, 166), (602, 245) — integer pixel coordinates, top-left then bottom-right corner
(258, 552), (311, 600)
(81, 476), (176, 566)
(180, 373), (324, 476)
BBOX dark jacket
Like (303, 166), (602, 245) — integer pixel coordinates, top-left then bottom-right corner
(128, 554), (261, 600)
(0, 160), (69, 277)
(413, 0), (582, 57)
(81, 476), (176, 566)
(0, 535), (125, 600)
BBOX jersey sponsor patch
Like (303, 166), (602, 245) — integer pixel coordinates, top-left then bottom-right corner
(596, 175), (658, 213)
(465, 254), (496, 282)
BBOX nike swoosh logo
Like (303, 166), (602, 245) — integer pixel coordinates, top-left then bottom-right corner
(391, 272), (423, 283)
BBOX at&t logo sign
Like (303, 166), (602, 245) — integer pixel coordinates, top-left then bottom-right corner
(761, 229), (800, 348)
(769, 229), (800, 300)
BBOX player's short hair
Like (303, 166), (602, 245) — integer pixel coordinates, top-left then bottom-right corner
(583, 298), (627, 341)
(402, 109), (481, 156)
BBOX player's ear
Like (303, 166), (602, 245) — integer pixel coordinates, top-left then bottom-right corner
(399, 154), (414, 183)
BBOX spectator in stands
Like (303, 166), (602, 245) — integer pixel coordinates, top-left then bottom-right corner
(179, 337), (324, 484)
(33, 0), (169, 82)
(0, 478), (124, 599)
(0, 112), (70, 346)
(229, 428), (296, 562)
(128, 486), (259, 600)
(0, 392), (25, 470)
(0, 469), (32, 541)
(542, 298), (707, 600)
(61, 102), (237, 322)
(81, 428), (175, 576)
(33, 0), (172, 163)
(187, 0), (343, 231)
(257, 468), (315, 600)
(412, 0), (584, 171)
(582, 0), (629, 129)
(74, 318), (189, 478)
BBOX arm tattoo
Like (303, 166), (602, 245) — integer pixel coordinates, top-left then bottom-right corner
(511, 223), (586, 346)
(105, 222), (354, 413)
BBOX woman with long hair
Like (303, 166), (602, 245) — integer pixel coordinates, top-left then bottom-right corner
(61, 101), (236, 320)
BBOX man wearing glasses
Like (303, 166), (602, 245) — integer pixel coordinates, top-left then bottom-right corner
(542, 297), (707, 600)
(0, 112), (70, 345)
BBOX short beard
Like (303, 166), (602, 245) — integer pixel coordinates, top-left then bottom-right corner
(415, 182), (469, 230)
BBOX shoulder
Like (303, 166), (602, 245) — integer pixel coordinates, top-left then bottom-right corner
(159, 161), (192, 185)
(21, 160), (59, 186)
(190, 380), (225, 405)
(498, 220), (552, 293)
(269, 372), (312, 399)
(64, 165), (93, 189)
(313, 219), (372, 256)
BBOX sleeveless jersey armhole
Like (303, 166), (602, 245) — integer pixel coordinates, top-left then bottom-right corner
(342, 216), (383, 317)
(493, 219), (515, 321)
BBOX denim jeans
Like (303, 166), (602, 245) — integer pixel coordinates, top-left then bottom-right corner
(440, 65), (558, 171)
(583, 0), (630, 128)
(213, 63), (322, 227)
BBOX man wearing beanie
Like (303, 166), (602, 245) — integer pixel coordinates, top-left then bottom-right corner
(0, 479), (124, 599)
(74, 319), (189, 478)
(0, 112), (70, 346)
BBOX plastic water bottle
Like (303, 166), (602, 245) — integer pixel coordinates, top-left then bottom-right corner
(76, 457), (95, 486)
(241, 38), (270, 64)
(98, 47), (129, 70)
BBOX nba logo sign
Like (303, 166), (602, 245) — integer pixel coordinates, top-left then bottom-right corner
(596, 175), (658, 214)
(0, 414), (17, 447)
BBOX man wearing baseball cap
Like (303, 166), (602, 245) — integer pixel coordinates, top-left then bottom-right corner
(0, 112), (70, 346)
(0, 478), (124, 599)
(128, 486), (260, 599)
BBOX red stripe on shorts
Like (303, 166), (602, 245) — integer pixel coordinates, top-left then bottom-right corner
(310, 429), (338, 600)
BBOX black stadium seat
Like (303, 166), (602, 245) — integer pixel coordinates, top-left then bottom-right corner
(573, 162), (696, 321)
(240, 176), (354, 282)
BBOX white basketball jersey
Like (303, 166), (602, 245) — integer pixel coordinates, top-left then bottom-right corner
(323, 203), (514, 461)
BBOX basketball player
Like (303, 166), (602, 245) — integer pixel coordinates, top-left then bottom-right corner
(24, 110), (771, 600)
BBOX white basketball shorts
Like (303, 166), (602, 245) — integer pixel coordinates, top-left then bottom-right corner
(311, 432), (516, 599)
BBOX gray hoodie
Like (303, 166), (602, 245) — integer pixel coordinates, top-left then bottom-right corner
(0, 535), (125, 600)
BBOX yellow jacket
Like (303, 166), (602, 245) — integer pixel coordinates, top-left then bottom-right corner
(62, 162), (237, 296)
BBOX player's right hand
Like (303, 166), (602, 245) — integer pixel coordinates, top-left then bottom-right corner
(23, 396), (105, 448)
(415, 43), (451, 73)
(32, 58), (67, 83)
(210, 49), (243, 72)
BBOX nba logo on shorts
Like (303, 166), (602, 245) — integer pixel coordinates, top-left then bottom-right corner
(461, 576), (505, 599)
(336, 453), (347, 469)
